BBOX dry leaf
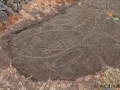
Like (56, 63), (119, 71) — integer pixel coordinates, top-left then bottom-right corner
(107, 11), (113, 17)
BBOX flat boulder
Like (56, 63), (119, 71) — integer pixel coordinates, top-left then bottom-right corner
(9, 3), (120, 81)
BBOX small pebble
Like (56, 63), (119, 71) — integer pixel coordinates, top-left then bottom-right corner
(0, 2), (7, 10)
(16, 5), (22, 13)
(0, 11), (8, 22)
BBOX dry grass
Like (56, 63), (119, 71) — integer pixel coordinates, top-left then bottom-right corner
(0, 63), (73, 90)
(0, 23), (6, 32)
(8, 15), (21, 25)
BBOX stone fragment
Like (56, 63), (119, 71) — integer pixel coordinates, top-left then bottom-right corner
(6, 0), (13, 7)
(0, 1), (7, 10)
(0, 11), (8, 22)
(11, 3), (17, 11)
(6, 7), (15, 15)
(13, 0), (21, 3)
(16, 5), (22, 12)
(20, 1), (25, 5)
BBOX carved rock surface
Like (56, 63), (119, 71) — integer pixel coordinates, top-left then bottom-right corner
(83, 0), (120, 16)
(10, 2), (120, 81)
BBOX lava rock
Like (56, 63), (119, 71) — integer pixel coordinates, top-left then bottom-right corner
(0, 1), (7, 10)
(20, 0), (25, 5)
(0, 11), (8, 22)
(16, 5), (22, 13)
(11, 3), (17, 11)
(13, 0), (21, 3)
(10, 5), (105, 81)
(6, 0), (13, 7)
(24, 0), (29, 4)
(30, 0), (34, 1)
(6, 7), (15, 15)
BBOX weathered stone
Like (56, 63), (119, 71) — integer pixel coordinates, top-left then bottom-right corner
(16, 5), (22, 13)
(9, 0), (120, 81)
(0, 11), (8, 22)
(24, 0), (29, 4)
(6, 7), (15, 15)
(13, 0), (21, 3)
(6, 0), (13, 7)
(83, 0), (120, 17)
(11, 3), (17, 11)
(31, 0), (36, 2)
(20, 1), (25, 5)
(0, 1), (7, 10)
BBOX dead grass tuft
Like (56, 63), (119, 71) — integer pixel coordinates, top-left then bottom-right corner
(37, 1), (45, 6)
(0, 23), (6, 32)
(54, 0), (64, 4)
(8, 15), (20, 25)
(66, 0), (76, 3)
(23, 4), (32, 11)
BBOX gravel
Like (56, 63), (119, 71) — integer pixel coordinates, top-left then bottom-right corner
(0, 0), (36, 22)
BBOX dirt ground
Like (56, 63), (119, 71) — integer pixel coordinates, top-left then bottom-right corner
(0, 0), (120, 90)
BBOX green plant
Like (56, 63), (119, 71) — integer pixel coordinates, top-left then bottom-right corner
(95, 67), (120, 88)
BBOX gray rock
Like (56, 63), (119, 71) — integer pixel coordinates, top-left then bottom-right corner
(11, 3), (17, 11)
(6, 7), (15, 15)
(102, 88), (114, 90)
(0, 0), (38, 21)
(16, 5), (22, 13)
(0, 1), (7, 10)
(13, 0), (21, 3)
(0, 11), (8, 22)
(83, 0), (120, 17)
(20, 1), (25, 5)
(24, 0), (29, 4)
(31, 0), (36, 2)
(6, 0), (13, 7)
(10, 5), (104, 81)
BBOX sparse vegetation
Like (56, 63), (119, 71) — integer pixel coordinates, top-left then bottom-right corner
(95, 67), (120, 89)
